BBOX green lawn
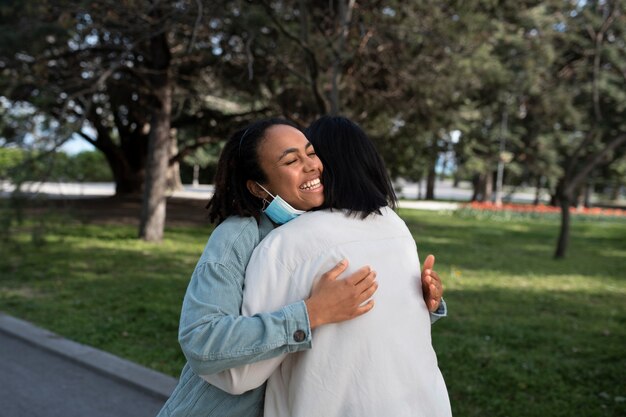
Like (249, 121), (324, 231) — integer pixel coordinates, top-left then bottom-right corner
(1, 207), (624, 417)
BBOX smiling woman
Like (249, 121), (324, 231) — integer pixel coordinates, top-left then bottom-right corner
(247, 124), (325, 214)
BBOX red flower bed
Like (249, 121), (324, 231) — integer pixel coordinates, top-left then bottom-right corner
(465, 201), (626, 217)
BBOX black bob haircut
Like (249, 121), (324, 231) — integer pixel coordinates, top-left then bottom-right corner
(206, 118), (299, 225)
(306, 115), (397, 218)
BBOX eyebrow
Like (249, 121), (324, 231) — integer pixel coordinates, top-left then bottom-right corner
(277, 142), (313, 161)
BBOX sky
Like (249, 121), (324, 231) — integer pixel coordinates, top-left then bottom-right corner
(59, 134), (96, 155)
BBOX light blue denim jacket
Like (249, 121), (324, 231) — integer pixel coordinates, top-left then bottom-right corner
(157, 213), (447, 417)
(157, 215), (313, 417)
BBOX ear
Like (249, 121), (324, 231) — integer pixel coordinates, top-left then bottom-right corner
(246, 180), (268, 199)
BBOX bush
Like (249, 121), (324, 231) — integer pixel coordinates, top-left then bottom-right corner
(0, 148), (112, 182)
(68, 151), (113, 182)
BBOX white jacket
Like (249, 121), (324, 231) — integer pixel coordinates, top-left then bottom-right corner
(206, 207), (452, 417)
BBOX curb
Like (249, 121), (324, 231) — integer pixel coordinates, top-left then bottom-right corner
(398, 200), (460, 211)
(0, 312), (177, 400)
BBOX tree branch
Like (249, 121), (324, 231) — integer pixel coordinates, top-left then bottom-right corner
(565, 133), (626, 196)
(187, 0), (203, 54)
(169, 136), (219, 164)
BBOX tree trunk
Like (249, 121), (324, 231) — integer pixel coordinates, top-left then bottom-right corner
(426, 162), (436, 200)
(330, 0), (355, 115)
(296, 0), (326, 115)
(166, 136), (184, 192)
(84, 109), (148, 196)
(553, 133), (626, 257)
(575, 186), (584, 211)
(471, 174), (481, 201)
(584, 181), (592, 208)
(484, 170), (493, 202)
(101, 149), (144, 195)
(533, 176), (543, 206)
(554, 191), (571, 259)
(139, 82), (171, 241)
(139, 31), (172, 242)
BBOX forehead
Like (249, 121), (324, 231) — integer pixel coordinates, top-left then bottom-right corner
(259, 125), (309, 157)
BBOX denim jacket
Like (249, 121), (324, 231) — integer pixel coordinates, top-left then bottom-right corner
(157, 214), (313, 417)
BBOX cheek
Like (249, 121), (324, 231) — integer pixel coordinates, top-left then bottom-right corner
(265, 168), (300, 197)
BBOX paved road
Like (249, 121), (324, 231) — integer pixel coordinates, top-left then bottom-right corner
(0, 314), (176, 417)
(0, 179), (551, 204)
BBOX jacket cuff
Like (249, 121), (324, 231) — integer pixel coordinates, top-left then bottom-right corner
(430, 298), (448, 325)
(282, 300), (313, 352)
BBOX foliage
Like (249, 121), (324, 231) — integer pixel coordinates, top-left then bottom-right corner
(0, 147), (24, 176)
(1, 1), (625, 250)
(68, 151), (113, 182)
(0, 209), (624, 416)
(0, 148), (112, 182)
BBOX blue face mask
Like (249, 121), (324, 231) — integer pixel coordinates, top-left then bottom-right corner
(256, 183), (306, 225)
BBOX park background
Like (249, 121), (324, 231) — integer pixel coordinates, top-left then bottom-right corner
(0, 1), (625, 416)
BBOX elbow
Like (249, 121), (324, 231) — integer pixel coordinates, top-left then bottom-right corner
(219, 381), (251, 396)
(178, 330), (219, 375)
(198, 368), (259, 395)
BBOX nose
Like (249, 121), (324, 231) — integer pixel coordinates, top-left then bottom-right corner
(304, 156), (322, 172)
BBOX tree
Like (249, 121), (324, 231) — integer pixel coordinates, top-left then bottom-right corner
(0, 0), (270, 240)
(550, 0), (626, 258)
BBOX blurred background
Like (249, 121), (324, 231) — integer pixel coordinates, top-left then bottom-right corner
(1, 1), (625, 243)
(0, 1), (624, 416)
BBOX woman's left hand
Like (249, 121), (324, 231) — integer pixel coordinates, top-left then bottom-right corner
(421, 254), (443, 312)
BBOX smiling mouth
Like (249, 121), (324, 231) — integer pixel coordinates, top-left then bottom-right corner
(300, 178), (322, 191)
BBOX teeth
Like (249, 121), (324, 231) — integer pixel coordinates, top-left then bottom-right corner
(300, 178), (321, 190)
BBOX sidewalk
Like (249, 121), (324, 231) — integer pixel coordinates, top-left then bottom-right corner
(0, 181), (462, 211)
(0, 313), (177, 417)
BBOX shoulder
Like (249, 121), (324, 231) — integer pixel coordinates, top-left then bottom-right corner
(202, 216), (262, 265)
(258, 211), (332, 245)
(216, 215), (259, 235)
(252, 211), (341, 263)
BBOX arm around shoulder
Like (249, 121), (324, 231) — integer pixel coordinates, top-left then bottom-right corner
(178, 259), (313, 376)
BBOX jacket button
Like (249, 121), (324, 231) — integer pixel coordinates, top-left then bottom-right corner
(293, 330), (306, 343)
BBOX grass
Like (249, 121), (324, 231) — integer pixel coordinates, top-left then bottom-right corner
(0, 215), (212, 376)
(1, 206), (625, 417)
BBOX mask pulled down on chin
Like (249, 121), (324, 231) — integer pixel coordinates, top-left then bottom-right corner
(256, 182), (306, 225)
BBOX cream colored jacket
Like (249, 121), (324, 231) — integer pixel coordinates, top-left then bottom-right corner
(206, 207), (452, 417)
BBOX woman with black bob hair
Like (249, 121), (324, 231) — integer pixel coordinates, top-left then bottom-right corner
(307, 115), (397, 217)
(206, 115), (451, 417)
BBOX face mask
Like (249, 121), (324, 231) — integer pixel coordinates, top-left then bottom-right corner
(256, 183), (306, 225)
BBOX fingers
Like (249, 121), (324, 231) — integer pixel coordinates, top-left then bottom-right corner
(345, 265), (373, 286)
(353, 299), (375, 317)
(421, 266), (443, 312)
(422, 254), (435, 272)
(355, 271), (378, 300)
(321, 259), (349, 281)
(430, 271), (443, 297)
(354, 269), (376, 291)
